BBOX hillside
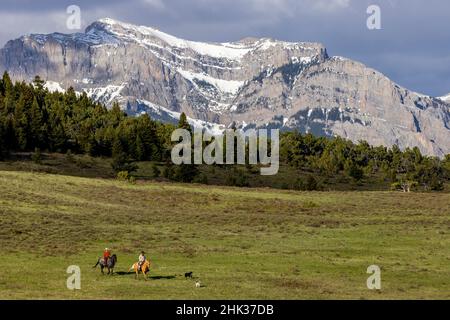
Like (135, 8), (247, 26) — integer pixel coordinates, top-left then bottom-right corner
(1, 18), (449, 156)
(1, 150), (449, 192)
(0, 170), (449, 299)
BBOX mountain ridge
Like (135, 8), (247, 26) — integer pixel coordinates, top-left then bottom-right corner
(438, 93), (450, 103)
(1, 18), (449, 157)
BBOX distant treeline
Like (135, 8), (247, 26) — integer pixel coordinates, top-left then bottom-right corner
(0, 72), (449, 191)
(281, 131), (449, 191)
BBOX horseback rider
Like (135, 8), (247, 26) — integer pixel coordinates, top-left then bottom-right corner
(138, 251), (146, 271)
(103, 248), (111, 265)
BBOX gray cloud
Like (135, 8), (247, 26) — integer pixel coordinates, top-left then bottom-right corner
(0, 0), (449, 96)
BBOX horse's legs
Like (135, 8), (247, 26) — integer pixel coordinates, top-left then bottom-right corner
(101, 266), (104, 274)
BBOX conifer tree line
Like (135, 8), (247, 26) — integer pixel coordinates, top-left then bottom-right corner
(0, 72), (448, 190)
(280, 132), (449, 191)
(0, 73), (175, 163)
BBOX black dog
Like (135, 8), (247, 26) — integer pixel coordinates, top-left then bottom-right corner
(185, 272), (193, 279)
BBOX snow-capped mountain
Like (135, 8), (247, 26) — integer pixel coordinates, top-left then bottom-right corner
(438, 93), (450, 103)
(1, 18), (449, 157)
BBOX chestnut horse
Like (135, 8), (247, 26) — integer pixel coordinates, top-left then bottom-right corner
(129, 260), (151, 280)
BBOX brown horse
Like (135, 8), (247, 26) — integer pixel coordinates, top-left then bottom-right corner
(129, 260), (151, 280)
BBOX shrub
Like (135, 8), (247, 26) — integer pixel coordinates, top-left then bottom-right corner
(304, 175), (318, 191)
(65, 149), (74, 163)
(173, 164), (199, 183)
(293, 178), (304, 191)
(116, 171), (129, 181)
(116, 171), (137, 184)
(235, 171), (250, 187)
(280, 182), (290, 190)
(225, 168), (249, 187)
(32, 148), (42, 164)
(162, 165), (174, 179)
(346, 162), (364, 181)
(193, 173), (208, 184)
(391, 180), (418, 192)
(152, 163), (161, 178)
(75, 154), (94, 169)
(128, 175), (136, 184)
(111, 153), (138, 173)
(225, 174), (237, 186)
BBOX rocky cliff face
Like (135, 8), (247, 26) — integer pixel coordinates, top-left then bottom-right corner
(1, 18), (449, 156)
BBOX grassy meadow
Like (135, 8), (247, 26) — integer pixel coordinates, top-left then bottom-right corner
(0, 169), (449, 299)
(0, 152), (408, 191)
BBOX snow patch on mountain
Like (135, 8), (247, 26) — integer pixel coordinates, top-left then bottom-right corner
(83, 83), (126, 105)
(95, 18), (323, 62)
(137, 99), (226, 135)
(438, 93), (450, 103)
(98, 18), (253, 61)
(44, 81), (65, 93)
(249, 38), (320, 53)
(177, 68), (244, 95)
(28, 28), (119, 46)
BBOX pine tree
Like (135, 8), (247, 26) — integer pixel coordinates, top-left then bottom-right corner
(14, 94), (29, 150)
(111, 134), (138, 173)
(29, 97), (44, 148)
(32, 147), (42, 164)
(135, 135), (145, 161)
(136, 114), (158, 161)
(112, 134), (124, 159)
(174, 112), (198, 181)
(178, 112), (191, 131)
(2, 72), (12, 93)
(33, 75), (44, 88)
(0, 121), (5, 160)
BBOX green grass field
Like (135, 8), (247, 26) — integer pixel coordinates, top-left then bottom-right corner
(0, 170), (449, 299)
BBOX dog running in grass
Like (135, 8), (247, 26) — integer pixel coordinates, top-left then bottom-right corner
(184, 272), (193, 279)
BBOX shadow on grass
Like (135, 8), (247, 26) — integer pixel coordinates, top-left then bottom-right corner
(113, 271), (176, 280)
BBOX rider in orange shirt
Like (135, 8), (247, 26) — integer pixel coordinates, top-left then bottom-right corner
(103, 248), (111, 265)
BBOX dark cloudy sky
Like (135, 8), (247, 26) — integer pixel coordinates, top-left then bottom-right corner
(0, 0), (449, 96)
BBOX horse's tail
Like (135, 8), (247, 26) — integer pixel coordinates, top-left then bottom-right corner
(93, 258), (100, 268)
(129, 263), (135, 272)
